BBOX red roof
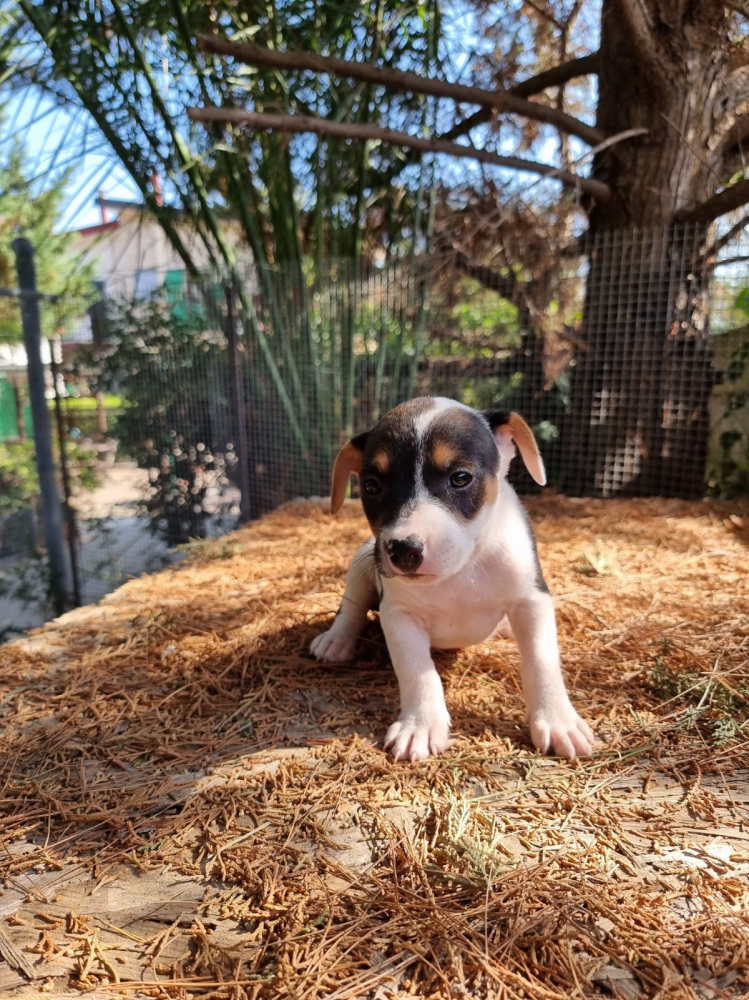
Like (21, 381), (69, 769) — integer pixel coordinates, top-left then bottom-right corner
(73, 220), (120, 237)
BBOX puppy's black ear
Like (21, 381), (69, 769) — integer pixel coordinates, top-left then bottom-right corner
(482, 410), (546, 486)
(330, 430), (369, 514)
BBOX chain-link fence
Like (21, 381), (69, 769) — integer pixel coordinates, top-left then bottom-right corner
(1, 223), (748, 631)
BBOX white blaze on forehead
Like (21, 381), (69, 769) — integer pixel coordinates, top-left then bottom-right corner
(403, 399), (475, 519)
(412, 397), (474, 438)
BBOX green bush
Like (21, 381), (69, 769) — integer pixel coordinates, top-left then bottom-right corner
(0, 440), (38, 517)
(0, 438), (100, 518)
(69, 293), (234, 546)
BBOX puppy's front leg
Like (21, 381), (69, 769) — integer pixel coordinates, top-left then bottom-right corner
(310, 540), (377, 663)
(507, 594), (594, 759)
(380, 606), (450, 762)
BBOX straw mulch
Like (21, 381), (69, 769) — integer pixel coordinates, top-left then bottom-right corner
(1, 495), (749, 1000)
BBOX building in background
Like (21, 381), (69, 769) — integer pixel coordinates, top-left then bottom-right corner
(65, 179), (254, 346)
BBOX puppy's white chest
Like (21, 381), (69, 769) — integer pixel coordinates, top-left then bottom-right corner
(429, 601), (503, 649)
(382, 571), (510, 649)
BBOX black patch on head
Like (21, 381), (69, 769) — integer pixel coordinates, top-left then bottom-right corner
(358, 398), (435, 534)
(351, 429), (370, 453)
(482, 409), (511, 432)
(422, 408), (499, 521)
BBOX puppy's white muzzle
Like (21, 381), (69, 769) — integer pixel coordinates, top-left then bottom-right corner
(379, 499), (479, 581)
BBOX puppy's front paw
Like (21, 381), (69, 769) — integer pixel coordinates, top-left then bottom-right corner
(309, 629), (356, 663)
(383, 708), (451, 762)
(528, 703), (595, 759)
(309, 628), (356, 663)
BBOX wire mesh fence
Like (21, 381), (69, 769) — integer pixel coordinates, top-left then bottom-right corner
(1, 222), (748, 630)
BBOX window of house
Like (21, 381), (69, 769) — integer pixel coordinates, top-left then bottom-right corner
(134, 269), (160, 299)
(165, 269), (186, 304)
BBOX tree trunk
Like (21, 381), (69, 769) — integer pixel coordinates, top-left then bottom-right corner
(567, 224), (718, 497)
(566, 0), (728, 497)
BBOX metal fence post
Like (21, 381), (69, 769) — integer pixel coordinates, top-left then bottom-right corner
(49, 339), (82, 608)
(225, 282), (252, 523)
(12, 238), (71, 616)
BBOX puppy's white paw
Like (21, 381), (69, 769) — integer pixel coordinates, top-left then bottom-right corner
(309, 629), (356, 663)
(383, 708), (451, 762)
(528, 703), (595, 759)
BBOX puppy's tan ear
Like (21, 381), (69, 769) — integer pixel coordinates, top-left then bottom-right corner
(330, 431), (369, 514)
(482, 410), (547, 486)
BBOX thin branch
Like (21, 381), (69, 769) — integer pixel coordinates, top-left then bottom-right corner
(517, 126), (646, 198)
(676, 177), (749, 223)
(443, 249), (521, 302)
(197, 34), (605, 146)
(710, 254), (749, 267)
(711, 211), (749, 253)
(439, 108), (491, 142)
(188, 107), (611, 201)
(510, 52), (599, 98)
(436, 53), (600, 143)
(557, 325), (588, 352)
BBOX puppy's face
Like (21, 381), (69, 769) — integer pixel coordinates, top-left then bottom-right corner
(333, 398), (510, 582)
(362, 399), (502, 580)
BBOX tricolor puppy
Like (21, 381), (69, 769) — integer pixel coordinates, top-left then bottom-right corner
(310, 397), (594, 762)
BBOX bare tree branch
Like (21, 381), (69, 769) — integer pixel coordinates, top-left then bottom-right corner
(710, 254), (749, 267)
(510, 52), (600, 98)
(198, 32), (599, 156)
(434, 53), (600, 143)
(197, 34), (605, 146)
(676, 177), (749, 222)
(447, 249), (524, 302)
(711, 210), (749, 253)
(188, 107), (612, 201)
(439, 108), (492, 142)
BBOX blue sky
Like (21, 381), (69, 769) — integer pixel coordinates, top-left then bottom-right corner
(3, 89), (140, 230)
(2, 0), (599, 233)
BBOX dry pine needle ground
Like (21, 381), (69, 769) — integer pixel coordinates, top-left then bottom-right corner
(0, 496), (749, 999)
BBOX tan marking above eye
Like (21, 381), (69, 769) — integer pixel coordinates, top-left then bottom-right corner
(371, 449), (390, 473)
(431, 439), (461, 469)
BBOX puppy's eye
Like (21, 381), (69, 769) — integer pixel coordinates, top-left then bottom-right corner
(362, 477), (382, 496)
(449, 471), (473, 489)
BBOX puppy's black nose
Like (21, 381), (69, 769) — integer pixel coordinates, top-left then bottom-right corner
(387, 535), (424, 572)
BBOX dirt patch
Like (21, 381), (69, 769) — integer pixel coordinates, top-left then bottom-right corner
(1, 496), (748, 998)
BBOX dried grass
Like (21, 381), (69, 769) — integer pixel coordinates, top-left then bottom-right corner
(1, 495), (749, 999)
